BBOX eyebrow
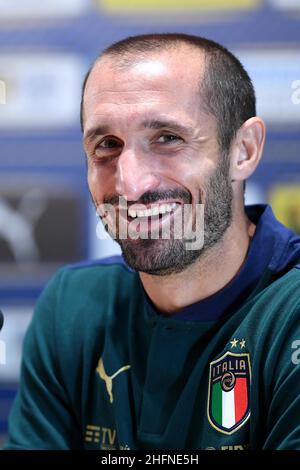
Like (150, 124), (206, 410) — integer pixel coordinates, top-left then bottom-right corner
(141, 119), (194, 136)
(83, 118), (194, 144)
(84, 125), (111, 143)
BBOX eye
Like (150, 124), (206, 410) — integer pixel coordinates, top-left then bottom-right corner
(156, 134), (183, 144)
(94, 137), (123, 158)
(98, 137), (122, 149)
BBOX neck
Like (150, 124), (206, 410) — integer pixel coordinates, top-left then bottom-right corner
(139, 210), (255, 314)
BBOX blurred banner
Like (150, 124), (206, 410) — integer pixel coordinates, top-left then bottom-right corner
(239, 50), (300, 126)
(0, 0), (89, 21)
(0, 174), (85, 293)
(0, 306), (32, 382)
(0, 54), (85, 129)
(0, 80), (5, 104)
(268, 0), (300, 12)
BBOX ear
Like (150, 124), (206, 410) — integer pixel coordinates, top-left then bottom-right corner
(230, 117), (266, 182)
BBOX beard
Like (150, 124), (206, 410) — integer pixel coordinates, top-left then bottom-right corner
(99, 155), (233, 276)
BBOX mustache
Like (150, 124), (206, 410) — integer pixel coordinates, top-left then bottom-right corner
(103, 189), (193, 207)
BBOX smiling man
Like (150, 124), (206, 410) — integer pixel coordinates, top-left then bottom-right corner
(4, 34), (300, 450)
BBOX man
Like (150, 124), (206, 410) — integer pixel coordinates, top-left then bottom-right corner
(4, 34), (300, 450)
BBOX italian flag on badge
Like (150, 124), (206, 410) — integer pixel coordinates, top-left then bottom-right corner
(207, 352), (251, 434)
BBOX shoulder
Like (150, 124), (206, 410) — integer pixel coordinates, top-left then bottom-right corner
(55, 255), (140, 324)
(46, 253), (139, 306)
(61, 254), (135, 282)
(258, 266), (300, 307)
(242, 267), (300, 342)
(31, 255), (141, 345)
(55, 255), (137, 299)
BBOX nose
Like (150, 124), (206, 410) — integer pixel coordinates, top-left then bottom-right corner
(115, 147), (160, 201)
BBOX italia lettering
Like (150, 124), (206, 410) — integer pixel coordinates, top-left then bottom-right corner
(212, 358), (247, 378)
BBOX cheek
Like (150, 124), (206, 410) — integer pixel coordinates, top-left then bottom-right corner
(177, 166), (216, 205)
(172, 162), (202, 189)
(87, 165), (115, 183)
(87, 165), (116, 202)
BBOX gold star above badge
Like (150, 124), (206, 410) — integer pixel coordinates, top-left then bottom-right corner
(230, 338), (239, 348)
(240, 339), (246, 349)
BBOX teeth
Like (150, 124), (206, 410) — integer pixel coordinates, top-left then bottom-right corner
(128, 208), (137, 218)
(128, 202), (178, 219)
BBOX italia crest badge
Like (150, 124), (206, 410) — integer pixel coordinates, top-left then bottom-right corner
(207, 352), (251, 435)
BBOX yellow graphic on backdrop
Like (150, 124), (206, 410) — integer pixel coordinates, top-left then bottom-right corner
(98, 0), (259, 13)
(269, 185), (300, 234)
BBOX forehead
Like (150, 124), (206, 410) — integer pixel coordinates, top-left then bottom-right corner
(83, 47), (207, 130)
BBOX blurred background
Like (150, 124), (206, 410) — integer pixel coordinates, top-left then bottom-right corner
(0, 0), (300, 445)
